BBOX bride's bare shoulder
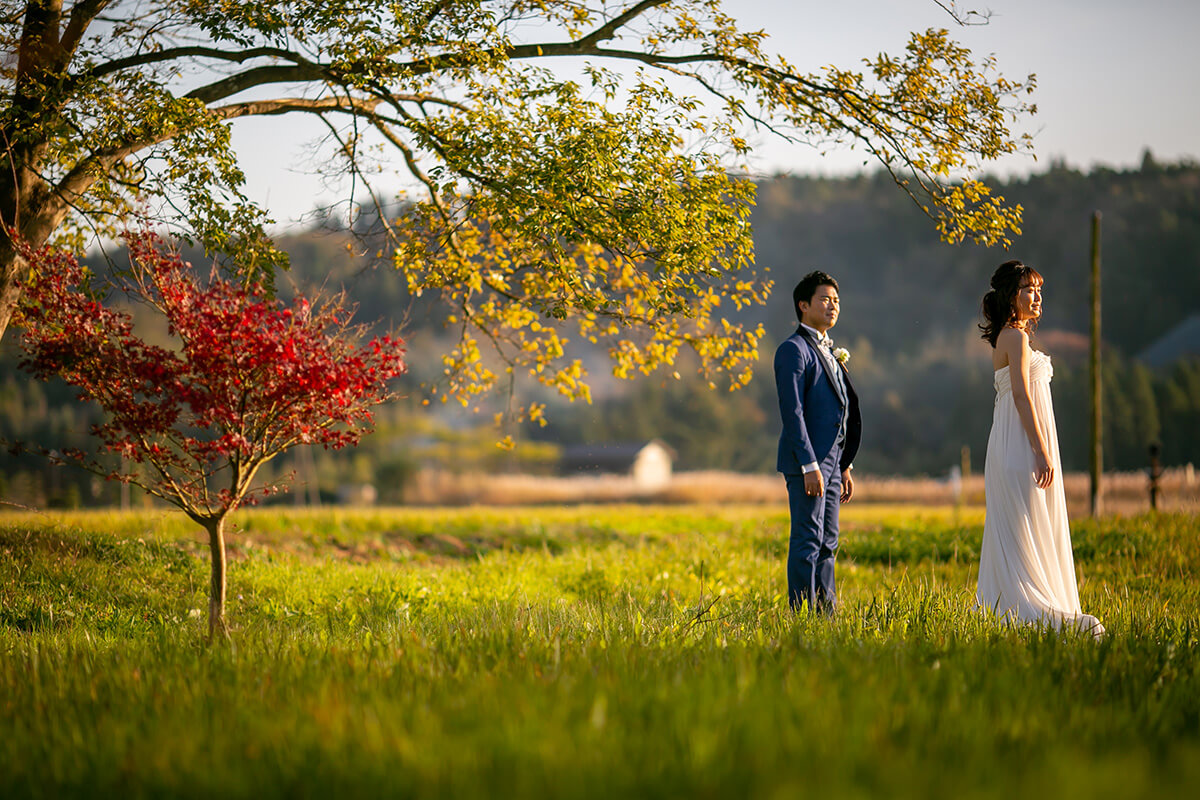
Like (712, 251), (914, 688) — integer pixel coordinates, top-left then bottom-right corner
(993, 327), (1027, 369)
(996, 326), (1028, 347)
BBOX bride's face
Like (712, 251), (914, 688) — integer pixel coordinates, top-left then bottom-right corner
(1014, 277), (1043, 323)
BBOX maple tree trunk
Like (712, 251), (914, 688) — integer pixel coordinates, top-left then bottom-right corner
(205, 517), (231, 642)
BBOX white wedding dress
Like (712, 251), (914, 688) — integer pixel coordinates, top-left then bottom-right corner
(977, 350), (1105, 639)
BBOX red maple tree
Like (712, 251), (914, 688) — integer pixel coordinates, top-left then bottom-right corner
(15, 233), (407, 639)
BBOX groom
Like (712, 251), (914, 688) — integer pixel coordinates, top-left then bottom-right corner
(774, 271), (862, 614)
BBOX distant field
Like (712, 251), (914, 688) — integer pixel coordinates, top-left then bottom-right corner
(2, 505), (1198, 798)
(406, 468), (1200, 516)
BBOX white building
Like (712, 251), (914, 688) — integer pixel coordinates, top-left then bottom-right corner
(559, 439), (675, 490)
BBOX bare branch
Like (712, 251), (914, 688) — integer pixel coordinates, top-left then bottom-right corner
(185, 64), (331, 104)
(208, 92), (467, 121)
(61, 0), (112, 54)
(210, 95), (383, 120)
(573, 0), (670, 50)
(90, 45), (314, 80)
(934, 1), (994, 26)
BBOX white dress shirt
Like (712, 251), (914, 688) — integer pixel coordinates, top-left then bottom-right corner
(797, 323), (851, 476)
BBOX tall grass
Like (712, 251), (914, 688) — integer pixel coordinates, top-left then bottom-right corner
(1, 506), (1197, 798)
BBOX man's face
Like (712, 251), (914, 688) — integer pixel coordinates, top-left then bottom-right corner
(799, 285), (839, 332)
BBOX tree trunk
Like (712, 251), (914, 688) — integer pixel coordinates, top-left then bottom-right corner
(0, 148), (75, 345)
(0, 242), (27, 346)
(1, 0), (58, 345)
(0, 152), (36, 345)
(0, 199), (79, 345)
(204, 516), (231, 642)
(0, 0), (100, 346)
(0, 134), (96, 342)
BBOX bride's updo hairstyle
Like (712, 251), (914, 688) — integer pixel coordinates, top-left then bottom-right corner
(979, 260), (1043, 347)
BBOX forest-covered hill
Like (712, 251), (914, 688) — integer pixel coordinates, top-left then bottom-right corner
(269, 152), (1200, 361)
(3, 157), (1199, 506)
(752, 153), (1200, 357)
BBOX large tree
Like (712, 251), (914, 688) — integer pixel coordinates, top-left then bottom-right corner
(1, 0), (1034, 415)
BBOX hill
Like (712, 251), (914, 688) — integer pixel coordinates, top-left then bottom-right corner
(3, 157), (1199, 507)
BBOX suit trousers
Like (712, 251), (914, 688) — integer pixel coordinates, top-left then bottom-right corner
(784, 442), (843, 614)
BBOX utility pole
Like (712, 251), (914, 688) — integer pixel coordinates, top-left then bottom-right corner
(1089, 211), (1103, 516)
(1148, 443), (1162, 511)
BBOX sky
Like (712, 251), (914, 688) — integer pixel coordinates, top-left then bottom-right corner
(226, 0), (1200, 228)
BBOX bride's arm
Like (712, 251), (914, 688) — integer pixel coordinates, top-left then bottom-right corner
(997, 327), (1054, 488)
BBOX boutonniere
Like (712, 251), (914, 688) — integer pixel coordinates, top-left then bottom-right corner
(833, 347), (850, 365)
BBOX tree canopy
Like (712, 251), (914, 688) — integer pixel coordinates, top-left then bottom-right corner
(1, 0), (1035, 418)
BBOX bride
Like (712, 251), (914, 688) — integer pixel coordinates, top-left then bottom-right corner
(976, 261), (1105, 639)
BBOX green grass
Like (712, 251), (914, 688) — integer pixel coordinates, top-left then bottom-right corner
(1, 504), (1198, 798)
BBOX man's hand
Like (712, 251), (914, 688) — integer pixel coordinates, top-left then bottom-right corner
(804, 470), (824, 499)
(840, 468), (854, 503)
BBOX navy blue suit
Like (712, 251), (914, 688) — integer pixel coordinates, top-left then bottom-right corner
(774, 327), (861, 613)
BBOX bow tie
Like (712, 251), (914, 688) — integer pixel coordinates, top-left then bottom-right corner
(816, 333), (833, 349)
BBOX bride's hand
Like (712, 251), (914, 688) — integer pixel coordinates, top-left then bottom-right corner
(1033, 449), (1054, 489)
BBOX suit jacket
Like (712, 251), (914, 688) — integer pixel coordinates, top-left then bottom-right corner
(774, 327), (862, 475)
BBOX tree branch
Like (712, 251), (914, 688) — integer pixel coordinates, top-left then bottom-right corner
(208, 92), (466, 121)
(422, 0), (455, 26)
(89, 45), (314, 80)
(185, 64), (331, 104)
(61, 0), (112, 54)
(933, 1), (994, 26)
(574, 0), (671, 50)
(210, 95), (383, 120)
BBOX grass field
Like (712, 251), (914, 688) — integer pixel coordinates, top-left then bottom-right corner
(2, 504), (1198, 798)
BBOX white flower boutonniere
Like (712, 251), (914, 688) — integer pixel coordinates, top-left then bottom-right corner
(833, 347), (850, 365)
